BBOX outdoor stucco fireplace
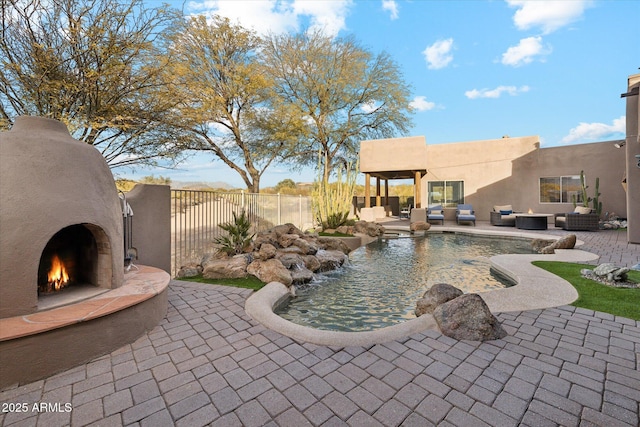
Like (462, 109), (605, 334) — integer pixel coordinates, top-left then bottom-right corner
(0, 116), (123, 318)
(0, 116), (169, 389)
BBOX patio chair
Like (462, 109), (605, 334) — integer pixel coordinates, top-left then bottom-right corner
(427, 205), (445, 224)
(490, 204), (517, 227)
(554, 206), (599, 231)
(400, 204), (412, 219)
(456, 204), (476, 226)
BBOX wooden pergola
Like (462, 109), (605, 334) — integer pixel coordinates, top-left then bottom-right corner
(363, 169), (427, 209)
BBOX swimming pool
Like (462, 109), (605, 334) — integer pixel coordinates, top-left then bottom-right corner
(275, 232), (536, 332)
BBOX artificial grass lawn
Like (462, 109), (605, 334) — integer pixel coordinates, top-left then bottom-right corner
(533, 261), (640, 321)
(176, 274), (265, 291)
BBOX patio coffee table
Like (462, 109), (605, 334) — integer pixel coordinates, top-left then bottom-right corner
(515, 213), (552, 230)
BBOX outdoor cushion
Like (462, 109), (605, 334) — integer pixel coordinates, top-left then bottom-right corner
(494, 204), (513, 212)
(574, 206), (592, 214)
(431, 210), (442, 215)
(499, 209), (513, 215)
(460, 209), (471, 215)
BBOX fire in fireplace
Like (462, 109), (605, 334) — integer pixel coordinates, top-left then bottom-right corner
(37, 224), (99, 295)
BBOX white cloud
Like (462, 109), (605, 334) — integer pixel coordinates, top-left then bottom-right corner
(409, 96), (436, 111)
(501, 36), (550, 67)
(465, 85), (530, 99)
(361, 101), (377, 113)
(382, 0), (399, 20)
(187, 0), (353, 36)
(423, 38), (454, 70)
(506, 0), (592, 34)
(561, 116), (626, 144)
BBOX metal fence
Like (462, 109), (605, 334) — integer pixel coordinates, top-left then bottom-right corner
(171, 190), (314, 276)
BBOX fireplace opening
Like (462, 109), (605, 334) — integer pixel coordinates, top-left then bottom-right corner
(37, 223), (112, 310)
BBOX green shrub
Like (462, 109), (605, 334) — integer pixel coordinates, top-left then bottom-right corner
(214, 210), (254, 255)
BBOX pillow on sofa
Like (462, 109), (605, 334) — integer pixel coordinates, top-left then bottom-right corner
(574, 206), (592, 214)
(459, 209), (471, 215)
(494, 204), (512, 212)
(499, 210), (513, 215)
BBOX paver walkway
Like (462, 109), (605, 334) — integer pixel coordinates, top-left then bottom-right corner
(1, 224), (639, 426)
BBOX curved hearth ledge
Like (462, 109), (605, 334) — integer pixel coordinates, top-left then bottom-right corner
(0, 265), (169, 390)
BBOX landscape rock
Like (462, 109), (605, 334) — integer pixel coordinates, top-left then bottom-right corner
(531, 238), (555, 252)
(257, 243), (277, 261)
(290, 266), (315, 284)
(433, 293), (507, 341)
(203, 254), (250, 279)
(354, 220), (385, 237)
(315, 249), (348, 272)
(317, 237), (351, 254)
(302, 255), (322, 272)
(539, 234), (576, 254)
(415, 283), (464, 316)
(410, 221), (431, 232)
(291, 237), (315, 255)
(278, 233), (301, 248)
(176, 264), (201, 278)
(276, 253), (305, 269)
(247, 259), (292, 286)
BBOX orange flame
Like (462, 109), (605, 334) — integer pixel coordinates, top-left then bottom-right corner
(48, 254), (69, 291)
(528, 208), (534, 214)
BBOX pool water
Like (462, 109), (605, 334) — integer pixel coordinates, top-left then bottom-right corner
(275, 232), (535, 332)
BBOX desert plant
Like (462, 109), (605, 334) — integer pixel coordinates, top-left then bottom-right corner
(572, 170), (602, 216)
(312, 155), (358, 230)
(214, 210), (254, 255)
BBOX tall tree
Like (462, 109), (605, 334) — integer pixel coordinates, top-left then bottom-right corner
(0, 0), (184, 168)
(260, 29), (414, 183)
(160, 15), (303, 193)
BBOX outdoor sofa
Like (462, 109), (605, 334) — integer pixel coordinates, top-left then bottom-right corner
(554, 206), (600, 231)
(490, 204), (517, 227)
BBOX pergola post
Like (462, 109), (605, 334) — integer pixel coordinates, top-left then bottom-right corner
(414, 171), (422, 208)
(375, 178), (381, 207)
(365, 173), (371, 208)
(384, 179), (389, 206)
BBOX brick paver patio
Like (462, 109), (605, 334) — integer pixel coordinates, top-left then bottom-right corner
(1, 225), (638, 426)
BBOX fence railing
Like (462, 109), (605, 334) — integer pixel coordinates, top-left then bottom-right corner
(171, 190), (314, 276)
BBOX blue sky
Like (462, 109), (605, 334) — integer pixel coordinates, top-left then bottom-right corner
(122, 0), (639, 188)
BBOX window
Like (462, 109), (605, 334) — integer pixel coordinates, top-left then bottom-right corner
(428, 180), (464, 207)
(539, 175), (583, 203)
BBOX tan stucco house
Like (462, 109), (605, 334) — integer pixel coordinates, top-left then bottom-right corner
(359, 73), (639, 244)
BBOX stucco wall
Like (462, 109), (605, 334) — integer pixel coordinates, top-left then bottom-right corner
(421, 138), (626, 222)
(625, 74), (640, 243)
(360, 136), (427, 173)
(423, 136), (539, 220)
(125, 184), (171, 273)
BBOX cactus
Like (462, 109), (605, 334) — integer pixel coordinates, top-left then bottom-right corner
(592, 177), (602, 216)
(572, 170), (602, 217)
(312, 154), (357, 229)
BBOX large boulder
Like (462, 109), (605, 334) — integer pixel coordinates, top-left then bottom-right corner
(433, 294), (507, 341)
(410, 221), (431, 233)
(203, 254), (250, 279)
(315, 249), (348, 272)
(247, 259), (293, 286)
(302, 255), (322, 272)
(531, 238), (555, 252)
(415, 283), (463, 316)
(353, 220), (385, 237)
(290, 266), (315, 285)
(539, 234), (576, 254)
(256, 243), (277, 261)
(276, 253), (305, 269)
(317, 237), (352, 254)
